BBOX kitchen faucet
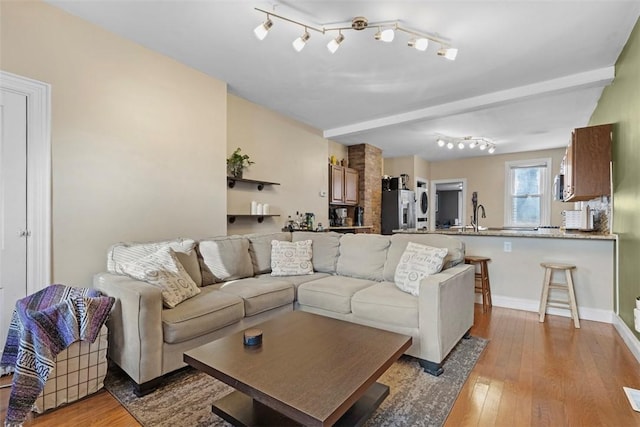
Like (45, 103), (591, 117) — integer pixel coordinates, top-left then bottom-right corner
(473, 204), (486, 232)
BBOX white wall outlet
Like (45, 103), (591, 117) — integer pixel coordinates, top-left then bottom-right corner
(635, 308), (640, 333)
(503, 241), (512, 252)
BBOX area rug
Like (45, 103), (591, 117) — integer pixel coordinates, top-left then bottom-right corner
(105, 336), (487, 427)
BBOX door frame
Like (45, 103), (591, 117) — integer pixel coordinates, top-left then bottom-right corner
(1, 70), (52, 294)
(429, 178), (467, 231)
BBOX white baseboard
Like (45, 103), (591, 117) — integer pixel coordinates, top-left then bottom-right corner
(613, 314), (640, 364)
(478, 294), (614, 324)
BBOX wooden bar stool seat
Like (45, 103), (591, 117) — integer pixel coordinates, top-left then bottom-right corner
(539, 262), (580, 328)
(465, 255), (492, 312)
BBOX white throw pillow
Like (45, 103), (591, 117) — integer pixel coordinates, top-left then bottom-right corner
(270, 240), (314, 276)
(107, 238), (202, 286)
(116, 247), (200, 308)
(394, 242), (448, 296)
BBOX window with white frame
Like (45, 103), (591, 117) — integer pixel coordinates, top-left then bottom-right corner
(504, 158), (551, 227)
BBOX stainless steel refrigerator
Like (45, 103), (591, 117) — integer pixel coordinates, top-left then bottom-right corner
(381, 189), (416, 235)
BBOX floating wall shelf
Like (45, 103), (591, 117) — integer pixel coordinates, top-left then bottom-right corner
(227, 214), (281, 224)
(227, 177), (280, 191)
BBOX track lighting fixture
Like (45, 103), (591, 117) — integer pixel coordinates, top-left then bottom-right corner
(293, 29), (310, 52)
(327, 32), (345, 54)
(254, 16), (273, 41)
(435, 135), (496, 154)
(253, 8), (457, 59)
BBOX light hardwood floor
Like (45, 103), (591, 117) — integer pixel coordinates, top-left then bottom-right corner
(2, 305), (640, 426)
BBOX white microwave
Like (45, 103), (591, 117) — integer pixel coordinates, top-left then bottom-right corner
(564, 207), (594, 230)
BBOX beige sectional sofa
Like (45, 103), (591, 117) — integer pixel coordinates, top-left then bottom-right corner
(94, 231), (474, 396)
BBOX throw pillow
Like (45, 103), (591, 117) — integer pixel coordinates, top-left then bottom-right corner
(394, 242), (448, 296)
(116, 247), (200, 308)
(270, 240), (314, 276)
(107, 238), (202, 286)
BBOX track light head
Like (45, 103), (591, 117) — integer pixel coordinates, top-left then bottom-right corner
(468, 141), (477, 149)
(458, 142), (465, 150)
(446, 142), (454, 150)
(488, 146), (496, 154)
(479, 143), (487, 150)
(254, 17), (273, 41)
(408, 38), (429, 51)
(374, 28), (395, 43)
(292, 30), (310, 52)
(437, 138), (445, 147)
(437, 47), (458, 60)
(327, 32), (345, 54)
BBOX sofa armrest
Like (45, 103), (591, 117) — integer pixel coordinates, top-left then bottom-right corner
(418, 263), (475, 363)
(93, 272), (164, 385)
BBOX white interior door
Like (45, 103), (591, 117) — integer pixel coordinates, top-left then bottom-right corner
(0, 88), (28, 352)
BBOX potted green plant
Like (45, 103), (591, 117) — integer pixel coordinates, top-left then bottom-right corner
(226, 147), (254, 179)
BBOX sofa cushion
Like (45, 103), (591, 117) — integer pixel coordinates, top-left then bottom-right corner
(292, 232), (341, 274)
(198, 236), (253, 285)
(162, 287), (244, 344)
(247, 232), (291, 275)
(394, 242), (448, 296)
(256, 272), (331, 299)
(218, 278), (294, 316)
(383, 233), (466, 282)
(297, 276), (376, 314)
(107, 238), (202, 286)
(117, 247), (200, 309)
(351, 282), (418, 328)
(271, 240), (314, 276)
(336, 234), (390, 281)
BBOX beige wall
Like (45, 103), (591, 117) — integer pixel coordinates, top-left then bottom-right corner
(328, 139), (348, 165)
(429, 148), (567, 228)
(589, 18), (640, 333)
(382, 155), (430, 190)
(227, 95), (329, 234)
(383, 156), (415, 189)
(1, 1), (228, 286)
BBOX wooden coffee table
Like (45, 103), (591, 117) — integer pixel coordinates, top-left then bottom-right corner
(184, 311), (411, 427)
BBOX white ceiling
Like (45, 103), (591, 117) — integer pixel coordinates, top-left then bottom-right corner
(46, 0), (640, 162)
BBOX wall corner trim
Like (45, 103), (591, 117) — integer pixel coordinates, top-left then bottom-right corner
(613, 314), (640, 364)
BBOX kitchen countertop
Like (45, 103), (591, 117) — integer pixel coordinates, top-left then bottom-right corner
(394, 228), (616, 241)
(328, 226), (373, 230)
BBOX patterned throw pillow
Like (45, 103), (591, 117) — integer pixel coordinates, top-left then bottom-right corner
(107, 238), (202, 286)
(394, 242), (448, 296)
(270, 240), (314, 276)
(116, 247), (200, 308)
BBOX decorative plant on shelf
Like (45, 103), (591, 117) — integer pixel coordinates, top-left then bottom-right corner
(226, 147), (254, 179)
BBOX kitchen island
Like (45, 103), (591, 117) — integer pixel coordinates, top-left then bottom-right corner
(395, 228), (616, 323)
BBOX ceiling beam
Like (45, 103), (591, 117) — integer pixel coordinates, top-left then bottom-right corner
(323, 66), (615, 139)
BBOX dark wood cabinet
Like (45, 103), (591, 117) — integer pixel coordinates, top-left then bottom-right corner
(563, 123), (612, 202)
(329, 164), (358, 206)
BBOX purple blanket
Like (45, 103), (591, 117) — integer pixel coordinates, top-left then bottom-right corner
(0, 284), (114, 427)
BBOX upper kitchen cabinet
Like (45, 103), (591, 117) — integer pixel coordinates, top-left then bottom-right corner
(564, 123), (612, 202)
(329, 164), (358, 205)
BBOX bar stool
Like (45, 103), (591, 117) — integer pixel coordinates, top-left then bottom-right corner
(465, 255), (492, 312)
(539, 262), (580, 328)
